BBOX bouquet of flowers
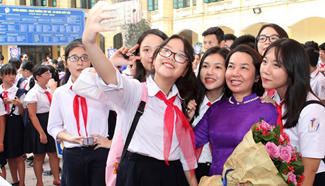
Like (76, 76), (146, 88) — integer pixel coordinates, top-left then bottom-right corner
(253, 120), (304, 186)
(199, 120), (304, 186)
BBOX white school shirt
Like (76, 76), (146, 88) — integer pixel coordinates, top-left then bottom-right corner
(192, 95), (223, 163)
(0, 85), (25, 115)
(310, 70), (325, 100)
(72, 68), (197, 170)
(20, 76), (33, 91)
(47, 77), (110, 148)
(274, 92), (325, 173)
(14, 73), (23, 87)
(24, 83), (51, 114)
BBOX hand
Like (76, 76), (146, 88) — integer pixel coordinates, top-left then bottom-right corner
(82, 1), (118, 45)
(47, 79), (58, 91)
(186, 99), (197, 121)
(91, 134), (112, 150)
(39, 133), (48, 144)
(261, 95), (276, 106)
(3, 98), (12, 105)
(68, 136), (84, 145)
(110, 45), (141, 67)
(11, 96), (22, 106)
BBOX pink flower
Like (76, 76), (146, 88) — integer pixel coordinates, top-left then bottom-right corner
(265, 142), (280, 158)
(287, 144), (295, 154)
(279, 145), (292, 163)
(260, 120), (273, 131)
(287, 171), (298, 185)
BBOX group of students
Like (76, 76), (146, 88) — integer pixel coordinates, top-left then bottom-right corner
(69, 3), (325, 186)
(1, 2), (325, 186)
(0, 58), (61, 186)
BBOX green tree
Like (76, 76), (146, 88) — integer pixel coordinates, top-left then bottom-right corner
(122, 19), (151, 48)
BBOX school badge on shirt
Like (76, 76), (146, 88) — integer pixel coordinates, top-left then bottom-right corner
(308, 118), (320, 132)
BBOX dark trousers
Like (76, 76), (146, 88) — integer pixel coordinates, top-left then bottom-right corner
(116, 151), (189, 186)
(314, 171), (325, 186)
(61, 147), (109, 186)
(195, 162), (211, 183)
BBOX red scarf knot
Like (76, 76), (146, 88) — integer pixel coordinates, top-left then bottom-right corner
(2, 91), (10, 113)
(155, 91), (197, 169)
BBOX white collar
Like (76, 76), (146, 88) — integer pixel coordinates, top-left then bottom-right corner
(146, 75), (182, 100)
(0, 84), (17, 93)
(34, 83), (50, 93)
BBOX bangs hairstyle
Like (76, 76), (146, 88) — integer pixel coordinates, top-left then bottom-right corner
(152, 35), (198, 117)
(226, 44), (264, 96)
(0, 63), (17, 76)
(263, 38), (310, 129)
(62, 38), (85, 85)
(255, 23), (288, 51)
(134, 29), (168, 82)
(195, 46), (229, 118)
(29, 65), (51, 89)
(32, 65), (51, 79)
(21, 61), (34, 71)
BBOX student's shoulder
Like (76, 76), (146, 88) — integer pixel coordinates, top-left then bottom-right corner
(52, 84), (69, 96)
(256, 98), (277, 112)
(300, 94), (325, 119)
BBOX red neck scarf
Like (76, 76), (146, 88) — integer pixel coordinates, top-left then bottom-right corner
(70, 86), (88, 137)
(276, 101), (285, 134)
(206, 102), (212, 107)
(2, 91), (10, 113)
(44, 91), (52, 105)
(155, 91), (196, 169)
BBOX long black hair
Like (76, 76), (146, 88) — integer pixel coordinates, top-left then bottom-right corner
(29, 65), (51, 89)
(47, 65), (60, 87)
(263, 38), (310, 128)
(133, 29), (168, 82)
(152, 35), (198, 117)
(61, 39), (84, 85)
(225, 44), (264, 97)
(195, 46), (229, 117)
(21, 60), (34, 72)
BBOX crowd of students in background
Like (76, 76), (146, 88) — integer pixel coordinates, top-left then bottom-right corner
(0, 4), (325, 186)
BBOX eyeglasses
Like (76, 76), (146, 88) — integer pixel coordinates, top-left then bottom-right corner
(41, 72), (52, 78)
(257, 35), (280, 43)
(67, 55), (89, 62)
(158, 48), (188, 64)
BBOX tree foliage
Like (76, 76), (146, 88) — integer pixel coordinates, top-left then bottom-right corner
(122, 19), (151, 48)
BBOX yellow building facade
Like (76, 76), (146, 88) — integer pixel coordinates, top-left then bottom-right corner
(1, 0), (325, 62)
(108, 0), (325, 50)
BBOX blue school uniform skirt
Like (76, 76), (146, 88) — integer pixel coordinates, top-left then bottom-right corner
(0, 151), (6, 168)
(32, 112), (56, 154)
(4, 114), (24, 158)
(116, 151), (189, 186)
(23, 108), (34, 153)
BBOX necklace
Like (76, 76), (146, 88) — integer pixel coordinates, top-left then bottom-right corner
(228, 96), (259, 105)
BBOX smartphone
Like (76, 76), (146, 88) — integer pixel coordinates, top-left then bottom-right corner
(82, 137), (94, 146)
(99, 1), (141, 31)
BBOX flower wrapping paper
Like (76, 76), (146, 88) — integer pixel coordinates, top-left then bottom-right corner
(199, 126), (287, 186)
